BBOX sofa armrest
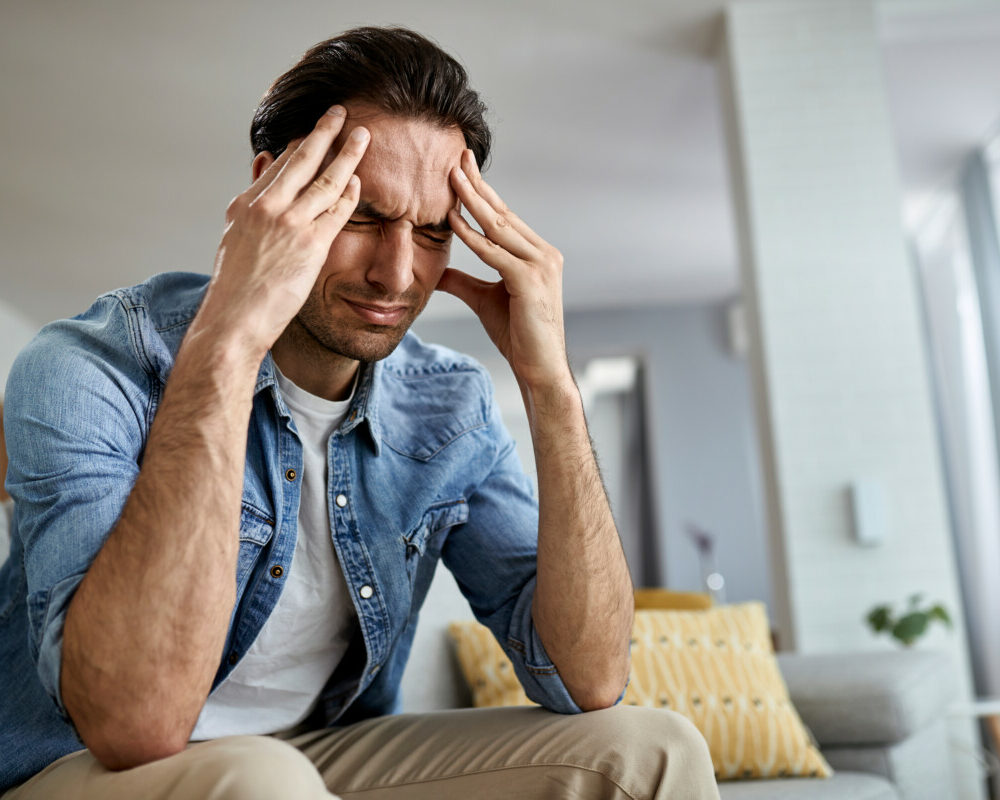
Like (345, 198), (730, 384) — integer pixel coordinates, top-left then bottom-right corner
(776, 650), (956, 747)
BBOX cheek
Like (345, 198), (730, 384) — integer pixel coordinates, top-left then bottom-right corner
(319, 233), (371, 280)
(415, 249), (450, 289)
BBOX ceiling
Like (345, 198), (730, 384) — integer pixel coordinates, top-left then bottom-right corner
(1, 0), (999, 326)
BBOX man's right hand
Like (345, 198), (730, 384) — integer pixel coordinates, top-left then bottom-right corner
(196, 105), (369, 359)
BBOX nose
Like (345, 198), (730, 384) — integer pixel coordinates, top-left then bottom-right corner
(365, 227), (414, 297)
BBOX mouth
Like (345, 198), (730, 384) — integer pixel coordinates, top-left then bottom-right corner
(343, 298), (410, 326)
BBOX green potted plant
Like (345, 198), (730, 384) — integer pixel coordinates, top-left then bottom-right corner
(866, 593), (952, 647)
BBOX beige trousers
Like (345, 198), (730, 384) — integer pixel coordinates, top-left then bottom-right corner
(3, 706), (720, 800)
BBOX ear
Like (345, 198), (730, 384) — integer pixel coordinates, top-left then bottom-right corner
(252, 151), (275, 182)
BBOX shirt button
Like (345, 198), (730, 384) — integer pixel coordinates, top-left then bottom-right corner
(270, 565), (284, 579)
(228, 652), (238, 666)
(285, 468), (297, 481)
(359, 585), (374, 599)
(335, 494), (348, 508)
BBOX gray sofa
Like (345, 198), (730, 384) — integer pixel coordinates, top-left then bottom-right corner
(401, 568), (959, 800)
(719, 650), (956, 800)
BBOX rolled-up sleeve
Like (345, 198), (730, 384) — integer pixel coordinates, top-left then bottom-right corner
(6, 299), (147, 718)
(441, 393), (583, 715)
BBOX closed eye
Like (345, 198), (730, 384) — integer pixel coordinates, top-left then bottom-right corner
(420, 231), (450, 245)
(345, 215), (450, 246)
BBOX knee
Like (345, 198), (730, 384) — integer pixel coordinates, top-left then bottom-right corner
(563, 706), (717, 800)
(175, 736), (331, 800)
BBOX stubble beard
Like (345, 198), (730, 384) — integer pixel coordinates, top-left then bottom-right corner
(293, 283), (425, 364)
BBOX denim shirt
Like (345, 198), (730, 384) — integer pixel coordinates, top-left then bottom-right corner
(0, 271), (581, 791)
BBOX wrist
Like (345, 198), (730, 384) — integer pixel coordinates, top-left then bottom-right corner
(519, 372), (581, 419)
(175, 317), (267, 392)
(184, 299), (272, 371)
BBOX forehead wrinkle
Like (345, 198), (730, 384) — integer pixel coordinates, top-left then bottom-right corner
(328, 108), (464, 227)
(358, 151), (457, 228)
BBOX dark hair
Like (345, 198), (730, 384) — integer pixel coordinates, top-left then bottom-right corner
(251, 27), (491, 168)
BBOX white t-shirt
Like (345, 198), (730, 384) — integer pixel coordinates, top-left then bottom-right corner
(191, 367), (358, 739)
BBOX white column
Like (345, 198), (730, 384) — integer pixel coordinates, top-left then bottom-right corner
(719, 1), (980, 794)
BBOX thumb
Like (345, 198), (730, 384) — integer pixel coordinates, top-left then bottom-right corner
(436, 268), (497, 315)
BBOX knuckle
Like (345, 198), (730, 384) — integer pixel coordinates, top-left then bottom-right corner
(287, 142), (314, 166)
(545, 247), (564, 268)
(311, 172), (338, 194)
(225, 195), (246, 221)
(274, 209), (298, 230)
(249, 195), (276, 217)
(494, 215), (509, 229)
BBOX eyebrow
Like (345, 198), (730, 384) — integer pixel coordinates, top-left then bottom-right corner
(352, 201), (452, 234)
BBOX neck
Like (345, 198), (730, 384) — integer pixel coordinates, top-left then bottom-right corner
(271, 322), (359, 401)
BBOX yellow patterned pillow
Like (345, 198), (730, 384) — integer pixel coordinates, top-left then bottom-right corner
(448, 603), (831, 781)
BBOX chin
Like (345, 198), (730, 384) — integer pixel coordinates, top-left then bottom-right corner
(333, 329), (409, 362)
(300, 315), (413, 363)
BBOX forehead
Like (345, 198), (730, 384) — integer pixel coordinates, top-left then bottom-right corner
(334, 103), (467, 225)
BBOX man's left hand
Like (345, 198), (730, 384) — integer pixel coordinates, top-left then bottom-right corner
(439, 149), (571, 392)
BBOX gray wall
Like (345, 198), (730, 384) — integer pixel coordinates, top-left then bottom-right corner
(414, 302), (771, 609)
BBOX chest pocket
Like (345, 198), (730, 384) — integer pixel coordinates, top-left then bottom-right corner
(236, 502), (274, 594)
(404, 499), (468, 580)
(380, 371), (489, 461)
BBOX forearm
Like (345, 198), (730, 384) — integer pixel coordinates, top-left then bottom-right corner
(57, 109), (366, 769)
(61, 323), (262, 769)
(526, 376), (634, 711)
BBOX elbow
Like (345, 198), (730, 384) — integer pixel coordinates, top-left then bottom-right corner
(568, 668), (630, 712)
(83, 725), (190, 771)
(566, 656), (631, 712)
(62, 654), (196, 769)
(66, 685), (191, 770)
(573, 682), (627, 712)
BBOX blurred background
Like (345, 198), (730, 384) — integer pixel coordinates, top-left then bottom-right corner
(2, 0), (1000, 792)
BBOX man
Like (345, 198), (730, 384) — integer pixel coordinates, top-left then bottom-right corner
(0, 27), (718, 800)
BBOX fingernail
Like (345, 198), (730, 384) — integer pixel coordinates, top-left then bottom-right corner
(326, 105), (345, 116)
(350, 127), (370, 143)
(348, 175), (359, 188)
(455, 167), (469, 182)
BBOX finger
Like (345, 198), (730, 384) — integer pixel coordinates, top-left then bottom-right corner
(436, 267), (501, 315)
(291, 126), (370, 222)
(460, 149), (506, 213)
(448, 207), (526, 280)
(312, 174), (362, 239)
(265, 106), (350, 205)
(450, 167), (537, 262)
(245, 140), (300, 204)
(461, 150), (547, 250)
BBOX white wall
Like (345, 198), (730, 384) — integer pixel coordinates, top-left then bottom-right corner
(0, 297), (40, 395)
(720, 1), (979, 794)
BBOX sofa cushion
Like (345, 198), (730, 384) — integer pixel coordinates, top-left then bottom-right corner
(719, 772), (898, 800)
(450, 603), (832, 781)
(776, 650), (957, 745)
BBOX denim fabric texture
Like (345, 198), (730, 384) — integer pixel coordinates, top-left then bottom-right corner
(0, 271), (580, 791)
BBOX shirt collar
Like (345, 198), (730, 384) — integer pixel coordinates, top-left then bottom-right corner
(255, 352), (383, 456)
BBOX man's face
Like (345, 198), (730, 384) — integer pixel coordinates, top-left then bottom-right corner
(291, 104), (467, 363)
